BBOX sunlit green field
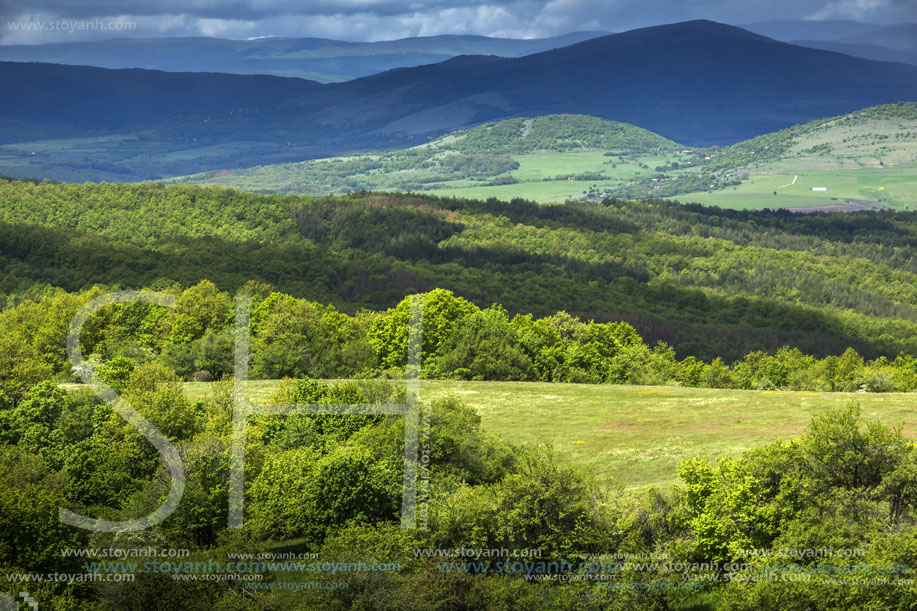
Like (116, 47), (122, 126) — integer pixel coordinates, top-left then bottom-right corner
(423, 153), (917, 209)
(181, 380), (917, 489)
(676, 161), (917, 210)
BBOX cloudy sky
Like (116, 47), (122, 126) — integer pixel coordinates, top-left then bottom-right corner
(1, 0), (914, 43)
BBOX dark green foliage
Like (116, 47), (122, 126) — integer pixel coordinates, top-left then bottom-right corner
(96, 355), (136, 391)
(437, 306), (536, 381)
(247, 444), (398, 545)
(1, 277), (914, 391)
(7, 179), (917, 363)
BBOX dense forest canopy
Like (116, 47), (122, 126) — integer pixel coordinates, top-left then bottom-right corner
(3, 178), (917, 362)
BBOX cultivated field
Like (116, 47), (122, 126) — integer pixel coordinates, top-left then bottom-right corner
(181, 380), (917, 489)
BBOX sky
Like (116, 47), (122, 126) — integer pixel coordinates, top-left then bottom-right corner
(1, 0), (914, 44)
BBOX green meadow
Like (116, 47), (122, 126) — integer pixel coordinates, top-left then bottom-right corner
(180, 380), (917, 490)
(675, 161), (917, 210)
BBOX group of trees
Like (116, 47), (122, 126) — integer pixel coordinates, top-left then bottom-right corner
(441, 115), (679, 155)
(3, 283), (917, 412)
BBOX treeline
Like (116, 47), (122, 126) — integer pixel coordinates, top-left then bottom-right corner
(6, 178), (917, 362)
(179, 150), (522, 196)
(613, 171), (742, 200)
(3, 284), (917, 412)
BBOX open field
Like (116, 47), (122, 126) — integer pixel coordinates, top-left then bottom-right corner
(425, 151), (679, 202)
(675, 161), (917, 210)
(178, 379), (917, 489)
(424, 154), (917, 208)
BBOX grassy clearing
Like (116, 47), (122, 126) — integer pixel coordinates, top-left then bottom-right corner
(182, 380), (917, 489)
(426, 151), (684, 202)
(676, 161), (917, 210)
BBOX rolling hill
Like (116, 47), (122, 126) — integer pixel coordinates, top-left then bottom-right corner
(3, 20), (917, 181)
(170, 104), (917, 210)
(168, 114), (681, 196)
(0, 31), (608, 83)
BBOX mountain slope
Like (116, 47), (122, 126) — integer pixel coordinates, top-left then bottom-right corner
(840, 24), (917, 52)
(0, 61), (322, 141)
(0, 31), (608, 82)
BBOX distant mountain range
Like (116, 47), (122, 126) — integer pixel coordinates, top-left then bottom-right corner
(840, 24), (917, 52)
(741, 20), (917, 66)
(0, 62), (321, 143)
(796, 23), (917, 67)
(740, 19), (881, 42)
(0, 31), (608, 82)
(791, 40), (917, 66)
(2, 20), (916, 181)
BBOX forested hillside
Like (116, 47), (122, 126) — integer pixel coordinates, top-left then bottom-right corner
(4, 178), (917, 361)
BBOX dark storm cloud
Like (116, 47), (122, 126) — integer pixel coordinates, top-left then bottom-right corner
(1, 0), (913, 44)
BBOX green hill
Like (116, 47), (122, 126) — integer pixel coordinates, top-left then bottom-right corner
(169, 114), (680, 196)
(654, 102), (917, 210)
(171, 104), (917, 209)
